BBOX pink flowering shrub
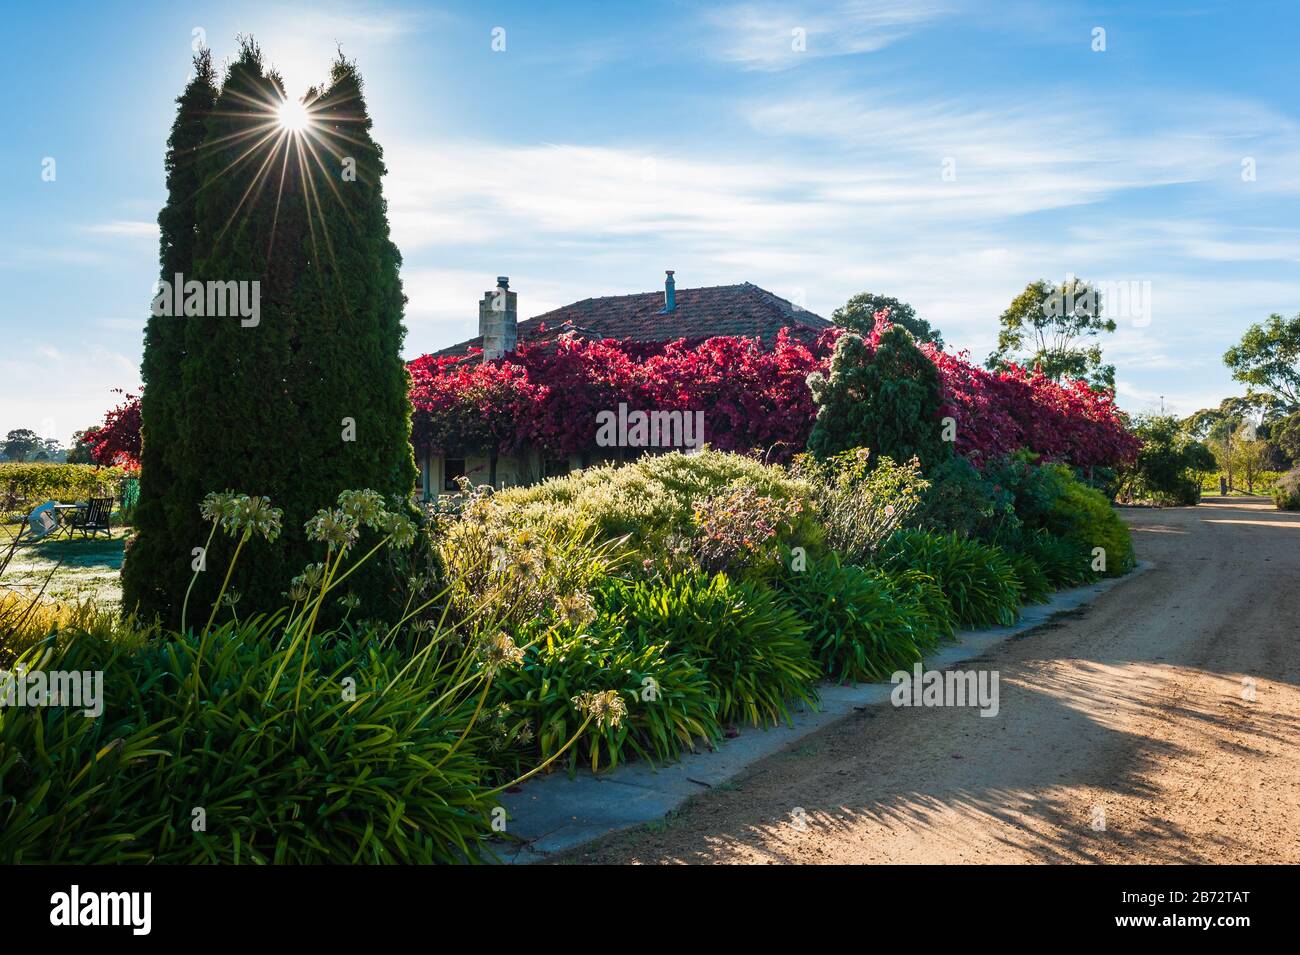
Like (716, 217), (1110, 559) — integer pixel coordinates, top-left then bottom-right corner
(407, 354), (539, 455)
(409, 323), (1138, 470)
(409, 329), (831, 463)
(926, 344), (1139, 468)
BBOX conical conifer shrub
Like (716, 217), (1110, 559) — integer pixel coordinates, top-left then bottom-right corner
(123, 49), (218, 621)
(124, 39), (417, 626)
(807, 324), (948, 468)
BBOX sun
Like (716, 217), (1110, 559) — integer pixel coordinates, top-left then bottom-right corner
(205, 81), (361, 259)
(276, 99), (310, 133)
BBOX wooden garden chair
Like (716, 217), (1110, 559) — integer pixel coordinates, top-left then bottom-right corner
(69, 496), (113, 539)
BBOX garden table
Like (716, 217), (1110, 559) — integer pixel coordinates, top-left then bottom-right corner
(51, 503), (83, 539)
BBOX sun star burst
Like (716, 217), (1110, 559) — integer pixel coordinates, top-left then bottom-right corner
(276, 99), (310, 133)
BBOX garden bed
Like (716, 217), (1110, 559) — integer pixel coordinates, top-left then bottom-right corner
(1, 448), (1141, 864)
(492, 562), (1151, 863)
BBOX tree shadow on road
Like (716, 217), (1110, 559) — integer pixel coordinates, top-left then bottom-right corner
(557, 499), (1300, 865)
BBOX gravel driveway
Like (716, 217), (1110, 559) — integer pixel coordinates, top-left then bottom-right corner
(554, 496), (1300, 864)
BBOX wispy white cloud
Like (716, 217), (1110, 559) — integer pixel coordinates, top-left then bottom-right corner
(385, 115), (1300, 377)
(1112, 377), (1201, 417)
(283, 4), (433, 44)
(702, 0), (952, 70)
(386, 141), (847, 252)
(242, 1), (443, 94)
(385, 78), (1296, 283)
(743, 87), (1292, 209)
(1067, 221), (1300, 265)
(0, 246), (111, 269)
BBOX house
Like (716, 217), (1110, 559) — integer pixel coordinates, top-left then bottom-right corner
(413, 272), (832, 499)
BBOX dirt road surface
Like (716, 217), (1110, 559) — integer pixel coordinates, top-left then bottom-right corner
(555, 496), (1300, 864)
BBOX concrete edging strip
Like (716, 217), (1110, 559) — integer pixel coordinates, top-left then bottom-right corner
(491, 560), (1153, 863)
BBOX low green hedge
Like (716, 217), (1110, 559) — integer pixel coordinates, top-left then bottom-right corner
(776, 557), (938, 683)
(0, 625), (497, 863)
(0, 462), (128, 507)
(1006, 528), (1094, 589)
(974, 458), (1135, 578)
(1004, 551), (1052, 604)
(1042, 474), (1135, 576)
(599, 572), (820, 728)
(878, 530), (1022, 628)
(488, 617), (721, 775)
(870, 567), (956, 647)
(916, 455), (1017, 541)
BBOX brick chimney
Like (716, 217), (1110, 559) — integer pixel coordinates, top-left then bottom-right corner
(663, 270), (676, 312)
(478, 276), (517, 360)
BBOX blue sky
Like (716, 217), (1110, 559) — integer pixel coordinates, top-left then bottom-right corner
(3, 0), (1298, 444)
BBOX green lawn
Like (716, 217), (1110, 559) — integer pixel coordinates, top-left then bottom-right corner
(1, 524), (127, 611)
(1199, 470), (1282, 495)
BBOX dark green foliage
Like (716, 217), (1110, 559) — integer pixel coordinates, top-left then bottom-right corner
(1041, 471), (1135, 576)
(776, 558), (937, 683)
(1006, 528), (1092, 589)
(832, 292), (944, 348)
(1079, 465), (1121, 501)
(2, 429), (42, 462)
(599, 573), (820, 727)
(807, 325), (948, 468)
(878, 530), (1022, 628)
(1005, 551), (1051, 603)
(65, 432), (95, 464)
(980, 457), (1133, 578)
(980, 452), (1067, 529)
(1182, 394), (1283, 443)
(869, 566), (956, 646)
(488, 618), (721, 775)
(1273, 412), (1300, 466)
(1118, 415), (1214, 505)
(124, 49), (218, 623)
(1223, 312), (1300, 409)
(124, 42), (417, 625)
(0, 626), (497, 864)
(916, 455), (1018, 541)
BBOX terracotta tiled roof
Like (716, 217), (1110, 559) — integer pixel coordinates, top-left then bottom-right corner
(430, 282), (831, 358)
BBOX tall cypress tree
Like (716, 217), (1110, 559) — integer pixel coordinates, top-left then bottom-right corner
(123, 49), (218, 621)
(268, 52), (418, 618)
(124, 40), (417, 626)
